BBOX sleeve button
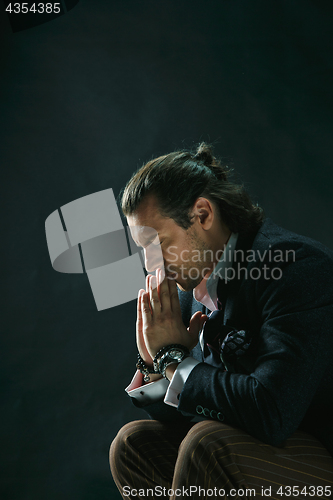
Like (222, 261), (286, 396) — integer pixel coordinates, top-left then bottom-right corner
(217, 412), (224, 421)
(203, 408), (210, 417)
(196, 405), (203, 415)
(210, 410), (217, 419)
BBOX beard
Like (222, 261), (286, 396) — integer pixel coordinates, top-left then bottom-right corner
(166, 228), (214, 292)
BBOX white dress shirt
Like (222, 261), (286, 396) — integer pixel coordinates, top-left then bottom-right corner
(126, 233), (238, 407)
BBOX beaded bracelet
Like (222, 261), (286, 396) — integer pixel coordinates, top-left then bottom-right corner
(136, 354), (156, 382)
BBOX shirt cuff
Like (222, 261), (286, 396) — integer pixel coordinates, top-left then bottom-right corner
(126, 370), (169, 405)
(164, 357), (200, 408)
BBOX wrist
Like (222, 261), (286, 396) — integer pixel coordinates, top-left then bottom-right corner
(153, 344), (190, 379)
(165, 362), (178, 381)
(136, 354), (157, 382)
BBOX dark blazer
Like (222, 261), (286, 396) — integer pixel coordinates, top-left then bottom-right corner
(134, 219), (333, 455)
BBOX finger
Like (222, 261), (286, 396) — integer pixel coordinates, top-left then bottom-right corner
(141, 291), (153, 325)
(145, 275), (154, 313)
(146, 273), (156, 293)
(169, 276), (182, 315)
(158, 268), (171, 311)
(159, 266), (165, 282)
(136, 291), (144, 346)
(136, 288), (145, 328)
(146, 273), (151, 293)
(149, 275), (161, 312)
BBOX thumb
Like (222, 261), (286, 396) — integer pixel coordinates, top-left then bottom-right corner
(200, 314), (208, 330)
(188, 311), (207, 336)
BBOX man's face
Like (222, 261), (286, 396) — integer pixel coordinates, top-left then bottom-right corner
(126, 195), (214, 292)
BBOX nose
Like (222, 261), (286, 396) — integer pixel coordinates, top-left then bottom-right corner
(144, 244), (164, 273)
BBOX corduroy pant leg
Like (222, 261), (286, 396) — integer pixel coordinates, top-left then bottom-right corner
(171, 421), (333, 500)
(110, 419), (195, 500)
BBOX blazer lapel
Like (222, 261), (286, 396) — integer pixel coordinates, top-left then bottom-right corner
(220, 230), (257, 326)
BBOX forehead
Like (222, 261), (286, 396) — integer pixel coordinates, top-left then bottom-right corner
(126, 195), (170, 232)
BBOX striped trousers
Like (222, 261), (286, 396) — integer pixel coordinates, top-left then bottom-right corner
(110, 420), (333, 499)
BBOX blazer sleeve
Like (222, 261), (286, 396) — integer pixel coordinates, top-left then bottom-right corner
(178, 241), (333, 446)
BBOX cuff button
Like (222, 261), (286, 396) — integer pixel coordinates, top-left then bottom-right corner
(203, 408), (210, 417)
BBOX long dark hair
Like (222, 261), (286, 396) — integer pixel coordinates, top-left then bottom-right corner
(121, 143), (264, 234)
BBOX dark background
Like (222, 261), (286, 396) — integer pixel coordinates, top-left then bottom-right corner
(1, 1), (332, 499)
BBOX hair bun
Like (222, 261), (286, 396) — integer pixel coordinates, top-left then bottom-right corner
(193, 142), (228, 181)
(193, 142), (213, 167)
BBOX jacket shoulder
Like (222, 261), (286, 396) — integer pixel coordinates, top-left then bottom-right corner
(252, 219), (333, 261)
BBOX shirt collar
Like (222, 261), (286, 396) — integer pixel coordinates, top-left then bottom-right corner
(193, 233), (238, 311)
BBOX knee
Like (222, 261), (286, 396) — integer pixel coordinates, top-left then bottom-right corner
(110, 420), (158, 472)
(109, 420), (141, 486)
(110, 419), (166, 488)
(178, 421), (233, 461)
(109, 420), (141, 469)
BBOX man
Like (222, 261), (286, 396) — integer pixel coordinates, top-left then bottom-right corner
(110, 144), (333, 499)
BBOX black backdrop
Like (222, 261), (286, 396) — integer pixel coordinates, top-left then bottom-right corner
(1, 1), (333, 499)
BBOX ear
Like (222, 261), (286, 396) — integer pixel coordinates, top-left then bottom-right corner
(191, 197), (214, 230)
